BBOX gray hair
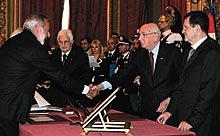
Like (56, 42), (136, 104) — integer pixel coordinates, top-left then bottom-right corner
(151, 25), (161, 37)
(23, 13), (49, 33)
(57, 29), (74, 42)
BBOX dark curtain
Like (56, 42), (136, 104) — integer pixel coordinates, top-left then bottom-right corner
(21, 0), (63, 47)
(21, 0), (107, 46)
(120, 0), (147, 39)
(70, 0), (107, 45)
(21, 0), (148, 46)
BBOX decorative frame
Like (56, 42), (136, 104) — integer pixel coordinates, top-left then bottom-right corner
(187, 0), (220, 43)
(107, 0), (120, 40)
(0, 0), (7, 38)
(0, 0), (22, 39)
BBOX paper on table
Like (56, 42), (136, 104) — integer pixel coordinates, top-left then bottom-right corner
(89, 56), (100, 68)
(31, 91), (63, 112)
(30, 116), (55, 122)
(34, 91), (51, 107)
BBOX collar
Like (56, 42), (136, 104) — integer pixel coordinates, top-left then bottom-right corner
(122, 52), (130, 59)
(162, 29), (172, 37)
(109, 49), (116, 54)
(62, 48), (72, 56)
(150, 41), (160, 55)
(191, 36), (207, 50)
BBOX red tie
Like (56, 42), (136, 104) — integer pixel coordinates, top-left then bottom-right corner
(149, 52), (154, 74)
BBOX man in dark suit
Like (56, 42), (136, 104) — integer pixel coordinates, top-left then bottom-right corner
(0, 13), (97, 136)
(105, 37), (121, 77)
(38, 29), (91, 107)
(157, 11), (220, 136)
(111, 36), (139, 115)
(94, 23), (183, 122)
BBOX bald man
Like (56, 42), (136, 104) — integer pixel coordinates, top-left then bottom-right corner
(94, 23), (183, 123)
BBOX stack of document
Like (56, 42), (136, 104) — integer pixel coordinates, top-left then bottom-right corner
(30, 104), (63, 112)
(30, 91), (63, 112)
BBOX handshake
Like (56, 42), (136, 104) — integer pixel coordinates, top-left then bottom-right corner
(86, 83), (104, 99)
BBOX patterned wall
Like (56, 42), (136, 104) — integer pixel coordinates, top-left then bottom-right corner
(0, 0), (7, 39)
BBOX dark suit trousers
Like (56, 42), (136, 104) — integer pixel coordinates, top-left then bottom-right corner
(0, 117), (19, 136)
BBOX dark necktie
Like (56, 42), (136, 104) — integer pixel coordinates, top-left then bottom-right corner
(109, 52), (112, 58)
(187, 47), (195, 61)
(118, 55), (124, 66)
(149, 52), (154, 74)
(62, 54), (68, 66)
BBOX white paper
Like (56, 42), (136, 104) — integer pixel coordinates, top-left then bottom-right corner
(30, 116), (55, 122)
(30, 104), (63, 112)
(89, 56), (100, 68)
(34, 91), (51, 107)
(31, 91), (63, 112)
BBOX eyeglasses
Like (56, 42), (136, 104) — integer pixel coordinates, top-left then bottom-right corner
(183, 24), (195, 30)
(139, 32), (156, 38)
(158, 21), (166, 23)
(58, 40), (70, 45)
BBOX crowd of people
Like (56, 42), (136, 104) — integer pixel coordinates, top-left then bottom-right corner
(0, 6), (219, 136)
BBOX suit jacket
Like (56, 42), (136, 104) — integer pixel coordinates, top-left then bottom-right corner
(85, 57), (109, 107)
(105, 49), (121, 77)
(38, 46), (91, 107)
(112, 52), (139, 115)
(0, 29), (84, 123)
(109, 42), (183, 120)
(168, 36), (220, 136)
(105, 49), (121, 64)
(90, 57), (109, 84)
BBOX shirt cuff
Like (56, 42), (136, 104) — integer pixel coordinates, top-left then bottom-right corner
(82, 85), (89, 94)
(102, 81), (112, 90)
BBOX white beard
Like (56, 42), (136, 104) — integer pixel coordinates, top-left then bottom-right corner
(38, 28), (46, 45)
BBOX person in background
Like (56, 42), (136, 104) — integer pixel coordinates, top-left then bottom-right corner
(132, 33), (141, 52)
(38, 29), (91, 108)
(80, 37), (91, 54)
(158, 6), (184, 53)
(111, 32), (119, 43)
(0, 13), (97, 136)
(112, 35), (139, 115)
(85, 39), (109, 107)
(105, 37), (121, 77)
(92, 23), (182, 124)
(157, 11), (220, 136)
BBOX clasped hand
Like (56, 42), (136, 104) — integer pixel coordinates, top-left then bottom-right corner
(86, 84), (100, 99)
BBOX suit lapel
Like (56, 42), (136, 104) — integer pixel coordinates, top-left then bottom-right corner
(183, 37), (211, 71)
(141, 49), (153, 85)
(154, 43), (166, 77)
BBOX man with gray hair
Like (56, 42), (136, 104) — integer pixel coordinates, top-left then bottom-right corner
(0, 13), (97, 136)
(39, 29), (91, 108)
(93, 23), (182, 123)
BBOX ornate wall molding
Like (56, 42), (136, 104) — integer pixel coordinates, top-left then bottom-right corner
(0, 0), (7, 38)
(187, 0), (220, 43)
(0, 0), (22, 39)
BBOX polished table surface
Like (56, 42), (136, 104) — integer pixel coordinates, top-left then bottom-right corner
(19, 110), (196, 136)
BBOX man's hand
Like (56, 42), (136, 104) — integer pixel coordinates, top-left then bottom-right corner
(156, 111), (172, 124)
(86, 84), (100, 99)
(178, 121), (192, 131)
(36, 80), (51, 90)
(156, 97), (170, 113)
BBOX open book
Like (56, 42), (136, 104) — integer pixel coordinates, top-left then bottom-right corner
(30, 91), (63, 112)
